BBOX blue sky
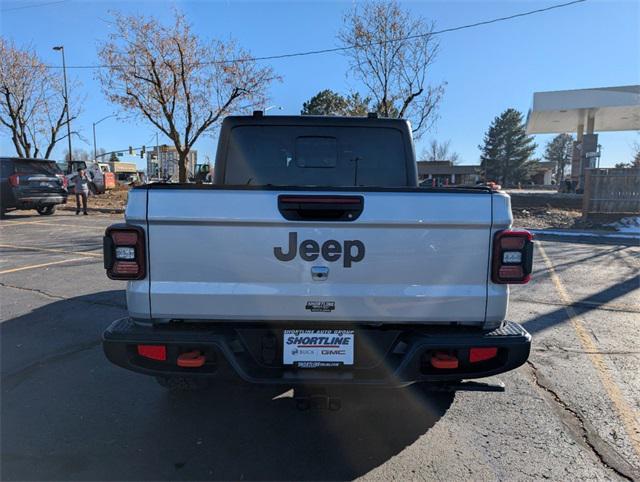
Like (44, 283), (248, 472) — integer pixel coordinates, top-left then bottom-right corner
(1, 0), (638, 169)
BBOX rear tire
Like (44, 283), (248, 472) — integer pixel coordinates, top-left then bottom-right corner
(155, 376), (212, 391)
(36, 205), (56, 215)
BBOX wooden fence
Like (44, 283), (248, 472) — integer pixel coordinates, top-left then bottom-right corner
(582, 168), (640, 216)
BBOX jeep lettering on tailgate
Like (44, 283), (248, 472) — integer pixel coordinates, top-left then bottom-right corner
(274, 232), (365, 268)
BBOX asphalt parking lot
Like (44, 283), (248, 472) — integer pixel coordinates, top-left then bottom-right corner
(1, 211), (639, 481)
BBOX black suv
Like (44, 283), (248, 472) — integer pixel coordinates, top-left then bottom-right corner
(0, 157), (68, 216)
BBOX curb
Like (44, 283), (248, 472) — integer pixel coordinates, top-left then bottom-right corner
(530, 229), (639, 245)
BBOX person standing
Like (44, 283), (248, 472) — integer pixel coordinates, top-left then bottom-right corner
(73, 168), (90, 215)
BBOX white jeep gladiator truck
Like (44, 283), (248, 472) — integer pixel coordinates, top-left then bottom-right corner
(103, 113), (533, 392)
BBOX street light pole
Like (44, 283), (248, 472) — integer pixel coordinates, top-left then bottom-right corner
(92, 114), (116, 161)
(53, 46), (72, 170)
(264, 105), (283, 115)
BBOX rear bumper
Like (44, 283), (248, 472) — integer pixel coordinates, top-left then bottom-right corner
(14, 194), (67, 208)
(103, 319), (531, 386)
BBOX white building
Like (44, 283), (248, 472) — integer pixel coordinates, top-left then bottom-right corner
(147, 145), (197, 179)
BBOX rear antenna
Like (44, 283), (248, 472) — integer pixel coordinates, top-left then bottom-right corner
(367, 112), (378, 119)
(253, 110), (264, 118)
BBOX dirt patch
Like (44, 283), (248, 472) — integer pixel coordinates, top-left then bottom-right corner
(512, 208), (619, 231)
(86, 185), (129, 211)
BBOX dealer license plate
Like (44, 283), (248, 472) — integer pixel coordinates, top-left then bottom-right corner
(283, 330), (354, 367)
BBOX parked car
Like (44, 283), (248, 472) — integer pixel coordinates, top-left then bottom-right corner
(0, 157), (68, 216)
(102, 113), (533, 394)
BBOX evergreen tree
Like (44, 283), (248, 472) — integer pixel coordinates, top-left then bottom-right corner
(479, 109), (537, 187)
(543, 133), (574, 184)
(301, 89), (370, 116)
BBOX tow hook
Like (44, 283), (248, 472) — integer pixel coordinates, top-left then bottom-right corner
(431, 351), (459, 369)
(177, 350), (206, 368)
(294, 388), (341, 411)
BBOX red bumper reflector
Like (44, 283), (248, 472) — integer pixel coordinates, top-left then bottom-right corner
(431, 352), (459, 369)
(177, 350), (206, 368)
(470, 347), (498, 363)
(137, 344), (167, 361)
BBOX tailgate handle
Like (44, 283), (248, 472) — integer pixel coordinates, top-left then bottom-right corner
(278, 195), (363, 221)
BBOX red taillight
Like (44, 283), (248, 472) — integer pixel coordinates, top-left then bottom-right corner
(137, 345), (166, 361)
(498, 265), (524, 279)
(104, 224), (146, 280)
(470, 347), (498, 363)
(9, 174), (19, 187)
(113, 261), (140, 274)
(112, 231), (138, 245)
(57, 174), (68, 189)
(492, 230), (533, 284)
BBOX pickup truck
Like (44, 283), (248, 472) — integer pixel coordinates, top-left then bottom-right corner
(102, 113), (533, 392)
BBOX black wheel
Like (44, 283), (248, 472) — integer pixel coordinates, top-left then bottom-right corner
(89, 183), (99, 195)
(36, 205), (56, 215)
(155, 376), (212, 391)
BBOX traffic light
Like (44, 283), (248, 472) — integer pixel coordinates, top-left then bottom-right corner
(128, 146), (133, 155)
(140, 146), (146, 158)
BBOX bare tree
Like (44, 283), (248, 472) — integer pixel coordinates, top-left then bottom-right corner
(0, 38), (80, 159)
(421, 139), (461, 164)
(64, 148), (92, 162)
(338, 1), (445, 138)
(632, 135), (640, 167)
(97, 11), (278, 182)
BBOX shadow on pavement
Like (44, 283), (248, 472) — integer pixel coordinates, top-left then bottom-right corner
(523, 275), (639, 335)
(533, 232), (639, 247)
(1, 291), (454, 481)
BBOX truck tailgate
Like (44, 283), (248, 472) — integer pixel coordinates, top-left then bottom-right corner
(146, 188), (493, 324)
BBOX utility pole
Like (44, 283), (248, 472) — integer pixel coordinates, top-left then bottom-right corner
(53, 46), (72, 171)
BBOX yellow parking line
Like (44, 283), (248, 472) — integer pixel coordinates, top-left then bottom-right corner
(0, 244), (102, 258)
(0, 220), (107, 229)
(538, 243), (640, 457)
(0, 220), (45, 227)
(0, 257), (91, 275)
(31, 221), (108, 229)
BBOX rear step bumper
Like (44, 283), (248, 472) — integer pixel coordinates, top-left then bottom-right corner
(103, 319), (531, 387)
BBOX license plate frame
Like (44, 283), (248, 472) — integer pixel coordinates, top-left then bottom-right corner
(283, 329), (354, 367)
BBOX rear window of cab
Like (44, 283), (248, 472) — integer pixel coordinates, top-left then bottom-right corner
(224, 125), (409, 187)
(12, 160), (62, 176)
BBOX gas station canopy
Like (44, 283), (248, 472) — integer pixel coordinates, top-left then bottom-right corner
(526, 85), (640, 134)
